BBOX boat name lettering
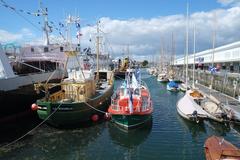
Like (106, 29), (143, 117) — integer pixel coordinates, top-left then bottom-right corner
(52, 107), (73, 110)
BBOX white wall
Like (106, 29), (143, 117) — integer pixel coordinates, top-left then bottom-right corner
(174, 41), (240, 65)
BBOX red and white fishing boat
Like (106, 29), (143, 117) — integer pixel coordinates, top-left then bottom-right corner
(108, 69), (153, 129)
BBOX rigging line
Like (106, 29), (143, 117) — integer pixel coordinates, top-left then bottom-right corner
(0, 1), (41, 31)
(15, 12), (41, 31)
(14, 10), (41, 31)
(0, 103), (63, 150)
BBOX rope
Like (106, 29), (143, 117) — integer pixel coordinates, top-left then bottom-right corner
(0, 103), (63, 150)
(84, 102), (108, 114)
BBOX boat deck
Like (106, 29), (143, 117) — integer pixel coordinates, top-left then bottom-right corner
(93, 81), (112, 98)
(195, 83), (240, 118)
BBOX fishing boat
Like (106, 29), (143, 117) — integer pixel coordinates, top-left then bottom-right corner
(166, 81), (179, 91)
(32, 19), (114, 127)
(33, 64), (114, 126)
(0, 3), (67, 122)
(114, 57), (135, 79)
(204, 135), (240, 160)
(108, 69), (153, 129)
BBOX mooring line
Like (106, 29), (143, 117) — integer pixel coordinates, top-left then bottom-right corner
(0, 103), (63, 150)
(84, 102), (108, 114)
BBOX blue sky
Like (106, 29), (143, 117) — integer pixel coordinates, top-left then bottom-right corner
(0, 0), (222, 31)
(1, 0), (240, 60)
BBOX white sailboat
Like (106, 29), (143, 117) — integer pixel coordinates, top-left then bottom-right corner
(157, 40), (168, 82)
(177, 10), (230, 123)
(196, 12), (230, 122)
(179, 5), (190, 92)
(177, 4), (208, 122)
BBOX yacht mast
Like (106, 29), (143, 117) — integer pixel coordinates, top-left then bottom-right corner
(210, 12), (216, 93)
(192, 24), (196, 88)
(185, 3), (189, 87)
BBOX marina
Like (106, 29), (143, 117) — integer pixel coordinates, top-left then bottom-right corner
(1, 72), (240, 159)
(1, 0), (240, 159)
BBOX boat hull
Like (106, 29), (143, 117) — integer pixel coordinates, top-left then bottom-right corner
(36, 85), (113, 127)
(167, 86), (179, 92)
(205, 136), (240, 160)
(176, 93), (208, 123)
(0, 89), (38, 122)
(157, 78), (169, 82)
(0, 78), (61, 122)
(111, 114), (152, 129)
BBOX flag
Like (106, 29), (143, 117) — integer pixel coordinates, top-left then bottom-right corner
(76, 31), (82, 38)
(209, 66), (217, 74)
(135, 67), (141, 83)
(131, 73), (138, 90)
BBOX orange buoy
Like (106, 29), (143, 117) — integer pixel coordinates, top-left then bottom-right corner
(31, 103), (38, 111)
(91, 114), (99, 122)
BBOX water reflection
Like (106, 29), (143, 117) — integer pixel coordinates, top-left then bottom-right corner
(204, 120), (231, 136)
(230, 123), (240, 134)
(108, 118), (152, 148)
(1, 123), (105, 159)
(177, 115), (206, 139)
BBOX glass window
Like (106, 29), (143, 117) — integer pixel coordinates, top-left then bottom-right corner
(44, 47), (48, 52)
(60, 46), (64, 52)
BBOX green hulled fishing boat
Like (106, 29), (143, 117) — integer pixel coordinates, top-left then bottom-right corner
(32, 51), (114, 127)
(32, 19), (114, 127)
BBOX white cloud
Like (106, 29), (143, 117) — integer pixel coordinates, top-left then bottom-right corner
(0, 28), (35, 43)
(1, 6), (240, 61)
(217, 0), (240, 6)
(0, 30), (22, 42)
(79, 6), (240, 60)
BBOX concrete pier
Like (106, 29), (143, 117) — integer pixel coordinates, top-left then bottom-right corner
(175, 68), (240, 100)
(175, 69), (240, 121)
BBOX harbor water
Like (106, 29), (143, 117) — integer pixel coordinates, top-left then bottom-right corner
(1, 70), (240, 160)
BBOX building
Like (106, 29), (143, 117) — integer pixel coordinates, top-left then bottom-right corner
(174, 41), (240, 73)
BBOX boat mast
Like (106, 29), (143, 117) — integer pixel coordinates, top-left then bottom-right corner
(192, 23), (196, 88)
(64, 15), (85, 80)
(161, 36), (164, 72)
(39, 0), (50, 45)
(171, 32), (175, 67)
(185, 3), (189, 87)
(96, 21), (100, 82)
(210, 12), (216, 93)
